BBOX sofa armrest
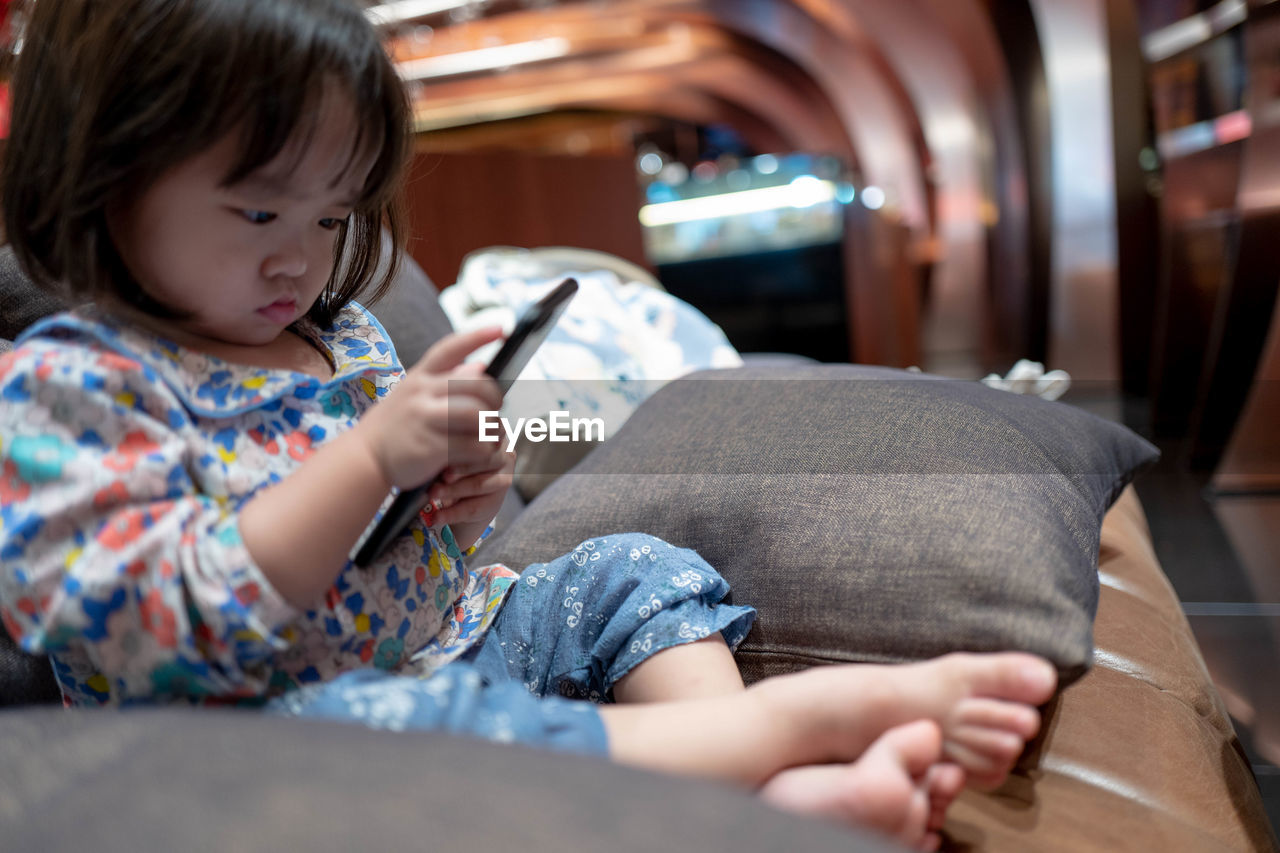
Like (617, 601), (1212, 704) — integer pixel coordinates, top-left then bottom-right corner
(945, 487), (1278, 851)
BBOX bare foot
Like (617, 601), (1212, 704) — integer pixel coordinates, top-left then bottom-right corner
(940, 695), (1042, 789)
(751, 652), (1057, 789)
(759, 720), (964, 851)
(600, 652), (1055, 794)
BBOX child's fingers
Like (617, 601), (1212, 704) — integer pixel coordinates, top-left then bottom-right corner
(445, 374), (503, 414)
(443, 398), (499, 435)
(430, 464), (513, 505)
(439, 450), (516, 483)
(431, 453), (515, 501)
(415, 326), (504, 375)
(433, 492), (505, 527)
(428, 416), (508, 479)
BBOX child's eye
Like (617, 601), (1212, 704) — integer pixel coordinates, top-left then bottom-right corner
(241, 210), (277, 225)
(319, 216), (349, 231)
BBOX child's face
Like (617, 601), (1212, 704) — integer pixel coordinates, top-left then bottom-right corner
(107, 93), (373, 347)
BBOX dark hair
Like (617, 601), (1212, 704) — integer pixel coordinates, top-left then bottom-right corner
(2, 0), (411, 327)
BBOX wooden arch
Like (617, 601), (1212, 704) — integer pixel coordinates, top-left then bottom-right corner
(386, 0), (1040, 370)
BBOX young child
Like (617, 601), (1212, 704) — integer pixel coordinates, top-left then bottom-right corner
(0, 1), (1057, 849)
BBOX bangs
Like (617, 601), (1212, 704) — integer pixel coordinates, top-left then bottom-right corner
(215, 10), (405, 216)
(220, 80), (393, 211)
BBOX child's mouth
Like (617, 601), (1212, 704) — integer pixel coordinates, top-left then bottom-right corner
(257, 299), (298, 324)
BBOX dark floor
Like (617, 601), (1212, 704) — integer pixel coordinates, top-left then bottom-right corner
(1068, 386), (1280, 840)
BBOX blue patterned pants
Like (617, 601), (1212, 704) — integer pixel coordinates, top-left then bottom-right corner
(267, 534), (756, 755)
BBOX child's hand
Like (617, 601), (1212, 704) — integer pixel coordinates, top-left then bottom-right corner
(426, 445), (516, 531)
(356, 327), (505, 491)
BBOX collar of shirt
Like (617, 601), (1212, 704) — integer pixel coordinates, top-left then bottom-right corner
(16, 301), (402, 418)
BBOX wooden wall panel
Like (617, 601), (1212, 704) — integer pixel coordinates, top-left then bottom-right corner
(402, 149), (649, 289)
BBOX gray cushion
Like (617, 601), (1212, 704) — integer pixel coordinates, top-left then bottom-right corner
(0, 245), (69, 341)
(0, 707), (902, 853)
(474, 364), (1160, 686)
(364, 242), (455, 367)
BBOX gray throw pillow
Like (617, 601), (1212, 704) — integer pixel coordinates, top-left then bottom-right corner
(475, 364), (1159, 686)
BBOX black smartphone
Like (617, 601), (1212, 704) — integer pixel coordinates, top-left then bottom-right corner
(352, 277), (578, 568)
(483, 277), (578, 393)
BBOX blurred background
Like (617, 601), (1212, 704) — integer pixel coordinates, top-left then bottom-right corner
(3, 0), (1278, 831)
(364, 0), (1280, 825)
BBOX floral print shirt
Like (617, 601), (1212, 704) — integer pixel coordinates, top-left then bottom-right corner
(0, 303), (517, 707)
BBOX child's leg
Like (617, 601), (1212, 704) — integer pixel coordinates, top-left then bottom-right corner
(266, 664), (609, 754)
(463, 534), (1056, 784)
(270, 650), (1053, 842)
(611, 634), (745, 702)
(461, 533), (755, 703)
(598, 651), (1057, 790)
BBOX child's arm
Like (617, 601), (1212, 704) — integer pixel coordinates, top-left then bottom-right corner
(237, 327), (505, 607)
(0, 328), (500, 703)
(0, 343), (298, 702)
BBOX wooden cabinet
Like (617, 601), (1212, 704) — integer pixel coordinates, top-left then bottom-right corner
(1142, 0), (1280, 473)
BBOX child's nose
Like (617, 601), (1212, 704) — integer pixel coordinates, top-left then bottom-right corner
(261, 239), (308, 280)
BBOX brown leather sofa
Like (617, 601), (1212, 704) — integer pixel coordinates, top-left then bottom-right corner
(947, 487), (1275, 851)
(0, 249), (1274, 852)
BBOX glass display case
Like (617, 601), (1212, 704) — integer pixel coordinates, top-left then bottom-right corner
(632, 131), (854, 362)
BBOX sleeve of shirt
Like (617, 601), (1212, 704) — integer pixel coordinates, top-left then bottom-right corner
(0, 342), (300, 703)
(462, 522), (495, 558)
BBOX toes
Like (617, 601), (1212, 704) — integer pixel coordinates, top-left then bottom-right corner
(929, 762), (967, 800)
(945, 652), (1058, 705)
(965, 769), (1013, 791)
(924, 762), (965, 831)
(904, 785), (931, 848)
(948, 722), (1030, 764)
(877, 719), (944, 779)
(940, 698), (1039, 789)
(942, 735), (1020, 789)
(950, 697), (1041, 740)
(858, 723), (945, 846)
